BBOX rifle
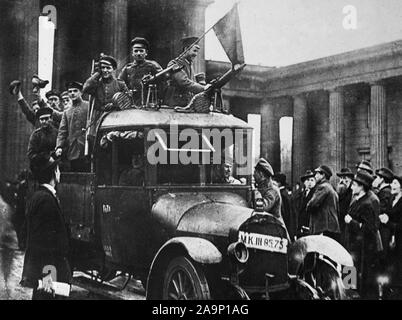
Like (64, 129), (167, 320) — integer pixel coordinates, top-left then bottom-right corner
(141, 63), (184, 86)
(84, 59), (96, 157)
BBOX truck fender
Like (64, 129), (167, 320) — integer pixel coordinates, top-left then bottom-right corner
(287, 235), (354, 275)
(146, 237), (222, 299)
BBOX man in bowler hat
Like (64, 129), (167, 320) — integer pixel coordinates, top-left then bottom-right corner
(344, 170), (380, 298)
(118, 37), (163, 105)
(306, 165), (340, 240)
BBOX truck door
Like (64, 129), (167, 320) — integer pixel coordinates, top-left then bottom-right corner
(95, 130), (152, 270)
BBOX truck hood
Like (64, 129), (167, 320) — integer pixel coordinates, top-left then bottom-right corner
(151, 191), (254, 236)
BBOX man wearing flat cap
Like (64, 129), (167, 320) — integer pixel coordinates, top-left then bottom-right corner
(336, 168), (354, 243)
(55, 82), (89, 172)
(45, 90), (63, 112)
(27, 107), (58, 175)
(118, 37), (163, 106)
(253, 158), (285, 225)
(165, 36), (208, 107)
(306, 165), (340, 240)
(61, 91), (72, 110)
(344, 170), (380, 298)
(83, 54), (128, 136)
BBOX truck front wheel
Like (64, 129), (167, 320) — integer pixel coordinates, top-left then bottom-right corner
(162, 256), (211, 300)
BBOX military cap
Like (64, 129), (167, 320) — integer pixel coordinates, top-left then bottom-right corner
(353, 170), (374, 189)
(255, 158), (274, 177)
(9, 80), (21, 95)
(301, 169), (315, 182)
(375, 167), (394, 183)
(314, 165), (332, 179)
(182, 36), (199, 49)
(100, 55), (118, 69)
(45, 90), (61, 100)
(273, 172), (287, 186)
(131, 37), (150, 50)
(336, 167), (354, 178)
(61, 91), (69, 98)
(356, 160), (373, 175)
(66, 81), (83, 91)
(36, 107), (53, 119)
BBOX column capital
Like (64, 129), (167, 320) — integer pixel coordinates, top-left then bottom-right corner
(368, 80), (386, 87)
(291, 92), (306, 100)
(325, 85), (344, 94)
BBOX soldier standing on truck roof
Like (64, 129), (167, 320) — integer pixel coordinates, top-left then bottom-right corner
(165, 36), (208, 107)
(118, 37), (163, 106)
(55, 82), (90, 172)
(83, 54), (129, 137)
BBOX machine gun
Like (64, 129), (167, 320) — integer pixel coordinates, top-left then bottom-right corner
(175, 63), (246, 113)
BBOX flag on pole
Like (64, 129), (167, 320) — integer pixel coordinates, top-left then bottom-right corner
(213, 3), (245, 65)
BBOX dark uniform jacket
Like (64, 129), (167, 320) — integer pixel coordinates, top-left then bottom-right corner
(165, 57), (205, 107)
(307, 179), (340, 235)
(56, 99), (89, 161)
(295, 187), (315, 236)
(18, 98), (62, 129)
(83, 72), (128, 135)
(257, 179), (284, 223)
(118, 60), (163, 105)
(27, 124), (58, 171)
(21, 186), (71, 288)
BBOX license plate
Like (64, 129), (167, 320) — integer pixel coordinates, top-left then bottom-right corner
(238, 231), (288, 254)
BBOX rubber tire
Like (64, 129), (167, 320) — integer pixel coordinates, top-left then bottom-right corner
(162, 256), (211, 300)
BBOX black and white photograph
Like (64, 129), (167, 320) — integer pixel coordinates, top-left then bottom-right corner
(1, 0), (402, 304)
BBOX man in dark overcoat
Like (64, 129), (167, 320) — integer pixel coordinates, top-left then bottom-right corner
(20, 158), (71, 300)
(306, 165), (340, 240)
(344, 170), (380, 299)
(55, 81), (89, 172)
(295, 170), (316, 238)
(336, 168), (354, 244)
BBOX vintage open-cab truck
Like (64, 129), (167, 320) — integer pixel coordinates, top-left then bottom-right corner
(58, 106), (353, 300)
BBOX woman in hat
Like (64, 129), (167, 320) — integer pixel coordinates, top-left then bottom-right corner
(379, 174), (402, 289)
(344, 170), (380, 298)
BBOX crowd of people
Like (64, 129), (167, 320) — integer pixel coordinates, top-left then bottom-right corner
(255, 159), (402, 299)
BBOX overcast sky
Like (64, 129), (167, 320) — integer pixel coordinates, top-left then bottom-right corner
(205, 0), (402, 67)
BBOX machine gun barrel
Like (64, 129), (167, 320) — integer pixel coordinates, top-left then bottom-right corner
(206, 63), (246, 92)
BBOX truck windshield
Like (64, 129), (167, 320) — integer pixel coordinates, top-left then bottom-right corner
(147, 127), (253, 186)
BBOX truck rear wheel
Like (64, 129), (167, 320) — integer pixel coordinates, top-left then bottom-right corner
(162, 256), (211, 300)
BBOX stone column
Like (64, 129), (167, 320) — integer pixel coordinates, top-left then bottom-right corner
(0, 0), (39, 180)
(292, 94), (309, 185)
(328, 87), (345, 177)
(369, 81), (387, 169)
(260, 98), (280, 172)
(103, 0), (129, 71)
